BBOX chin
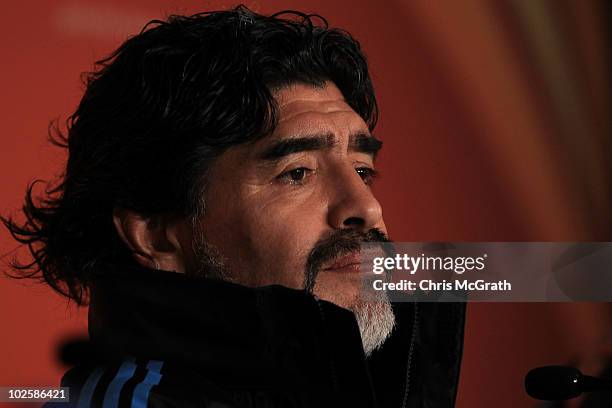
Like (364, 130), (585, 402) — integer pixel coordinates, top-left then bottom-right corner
(316, 280), (396, 356)
(351, 293), (396, 356)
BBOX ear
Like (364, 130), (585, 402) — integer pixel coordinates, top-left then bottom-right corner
(112, 207), (193, 272)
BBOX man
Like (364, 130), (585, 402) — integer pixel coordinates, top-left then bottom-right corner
(4, 6), (465, 407)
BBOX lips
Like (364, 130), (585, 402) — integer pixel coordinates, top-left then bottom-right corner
(322, 252), (363, 272)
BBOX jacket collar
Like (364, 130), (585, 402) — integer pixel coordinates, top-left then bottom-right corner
(87, 264), (466, 407)
(88, 265), (377, 405)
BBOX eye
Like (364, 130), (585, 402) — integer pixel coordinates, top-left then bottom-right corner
(356, 167), (378, 185)
(277, 167), (314, 185)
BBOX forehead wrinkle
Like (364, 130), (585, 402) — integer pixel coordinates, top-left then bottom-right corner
(276, 101), (355, 126)
(276, 93), (346, 107)
(273, 80), (345, 107)
(274, 110), (368, 142)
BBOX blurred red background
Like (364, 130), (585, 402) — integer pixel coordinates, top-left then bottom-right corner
(1, 1), (610, 407)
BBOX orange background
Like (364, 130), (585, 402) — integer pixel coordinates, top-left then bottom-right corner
(1, 1), (611, 407)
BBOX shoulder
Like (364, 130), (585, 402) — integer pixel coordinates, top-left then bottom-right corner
(54, 359), (238, 408)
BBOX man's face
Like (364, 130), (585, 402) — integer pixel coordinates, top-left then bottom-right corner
(193, 81), (387, 310)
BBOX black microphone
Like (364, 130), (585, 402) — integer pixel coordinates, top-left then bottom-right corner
(525, 365), (612, 400)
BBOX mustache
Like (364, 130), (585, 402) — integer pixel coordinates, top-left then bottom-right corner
(304, 228), (390, 293)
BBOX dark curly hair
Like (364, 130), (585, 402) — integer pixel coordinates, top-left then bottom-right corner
(2, 5), (378, 305)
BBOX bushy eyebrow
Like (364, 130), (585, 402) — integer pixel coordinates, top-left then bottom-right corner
(259, 133), (335, 160)
(350, 132), (383, 159)
(258, 131), (382, 161)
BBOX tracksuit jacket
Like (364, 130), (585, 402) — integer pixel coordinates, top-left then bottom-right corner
(51, 265), (465, 407)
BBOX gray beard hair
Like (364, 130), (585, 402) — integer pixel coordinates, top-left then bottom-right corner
(351, 294), (396, 356)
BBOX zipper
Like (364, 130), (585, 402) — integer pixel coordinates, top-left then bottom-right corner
(401, 301), (419, 408)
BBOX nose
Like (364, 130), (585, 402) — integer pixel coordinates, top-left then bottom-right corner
(327, 165), (384, 232)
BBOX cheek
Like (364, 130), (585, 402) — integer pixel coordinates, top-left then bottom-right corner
(200, 186), (329, 288)
(243, 195), (325, 285)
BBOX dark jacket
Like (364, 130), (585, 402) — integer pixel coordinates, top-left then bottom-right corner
(54, 265), (465, 407)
